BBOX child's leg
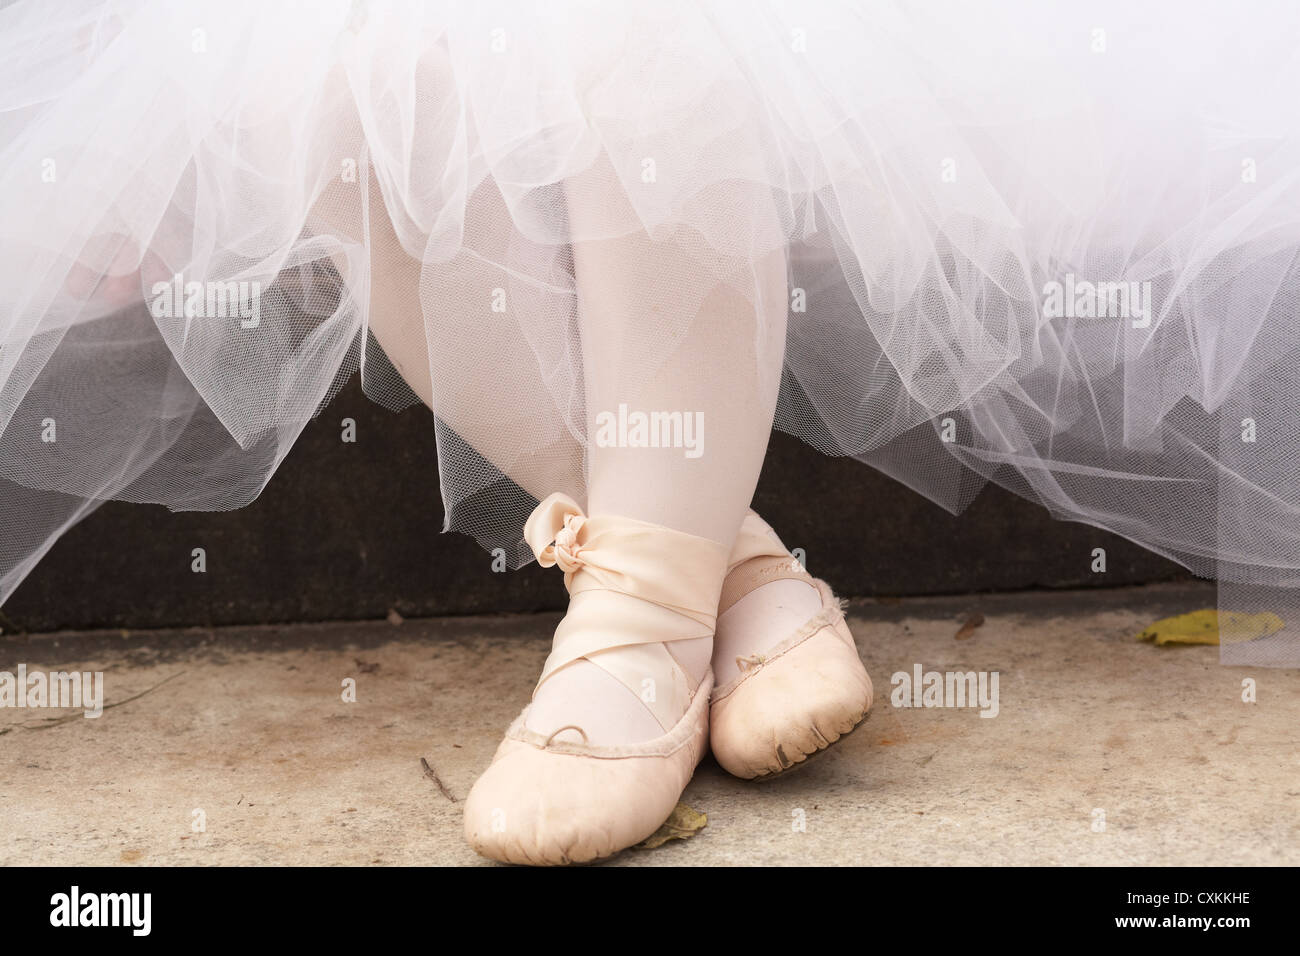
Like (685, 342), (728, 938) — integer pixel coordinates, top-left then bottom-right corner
(522, 163), (788, 744)
(320, 157), (790, 750)
(337, 174), (585, 505)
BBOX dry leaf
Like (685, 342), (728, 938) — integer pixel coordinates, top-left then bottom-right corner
(634, 802), (706, 849)
(954, 612), (985, 640)
(1136, 609), (1285, 646)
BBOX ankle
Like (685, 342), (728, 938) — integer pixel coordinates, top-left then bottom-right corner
(519, 493), (728, 745)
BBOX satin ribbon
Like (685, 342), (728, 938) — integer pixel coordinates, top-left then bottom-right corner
(524, 492), (729, 729)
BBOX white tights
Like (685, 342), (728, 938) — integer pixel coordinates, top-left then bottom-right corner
(328, 163), (789, 744)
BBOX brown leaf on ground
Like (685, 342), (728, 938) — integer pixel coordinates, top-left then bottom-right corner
(955, 612), (985, 640)
(633, 803), (707, 850)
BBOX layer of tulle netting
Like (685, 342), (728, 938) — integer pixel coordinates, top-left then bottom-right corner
(2, 0), (1299, 664)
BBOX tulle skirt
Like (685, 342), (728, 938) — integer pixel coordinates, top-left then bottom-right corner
(3, 0), (1299, 664)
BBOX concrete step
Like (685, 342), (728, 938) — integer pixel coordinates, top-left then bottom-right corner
(3, 378), (1188, 634)
(3, 582), (1292, 867)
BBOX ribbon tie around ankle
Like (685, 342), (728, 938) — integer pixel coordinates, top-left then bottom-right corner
(532, 499), (587, 574)
(523, 492), (729, 730)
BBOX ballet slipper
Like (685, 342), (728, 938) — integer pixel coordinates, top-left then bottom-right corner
(709, 510), (873, 779)
(463, 492), (726, 865)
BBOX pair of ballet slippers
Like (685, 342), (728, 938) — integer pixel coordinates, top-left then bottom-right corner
(463, 495), (873, 865)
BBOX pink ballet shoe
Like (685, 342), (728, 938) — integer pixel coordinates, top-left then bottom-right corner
(463, 493), (726, 865)
(709, 510), (873, 779)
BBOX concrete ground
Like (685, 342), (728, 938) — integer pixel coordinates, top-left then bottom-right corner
(2, 582), (1296, 866)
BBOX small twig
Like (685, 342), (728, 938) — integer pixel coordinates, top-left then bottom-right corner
(17, 670), (188, 731)
(420, 757), (457, 803)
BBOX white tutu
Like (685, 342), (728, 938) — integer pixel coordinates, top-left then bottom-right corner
(3, 0), (1299, 664)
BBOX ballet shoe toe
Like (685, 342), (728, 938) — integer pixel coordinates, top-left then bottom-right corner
(464, 666), (712, 865)
(711, 612), (872, 779)
(463, 740), (685, 865)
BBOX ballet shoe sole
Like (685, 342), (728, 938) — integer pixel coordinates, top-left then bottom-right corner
(746, 704), (870, 782)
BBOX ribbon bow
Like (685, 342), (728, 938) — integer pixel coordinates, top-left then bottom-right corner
(525, 492), (590, 574)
